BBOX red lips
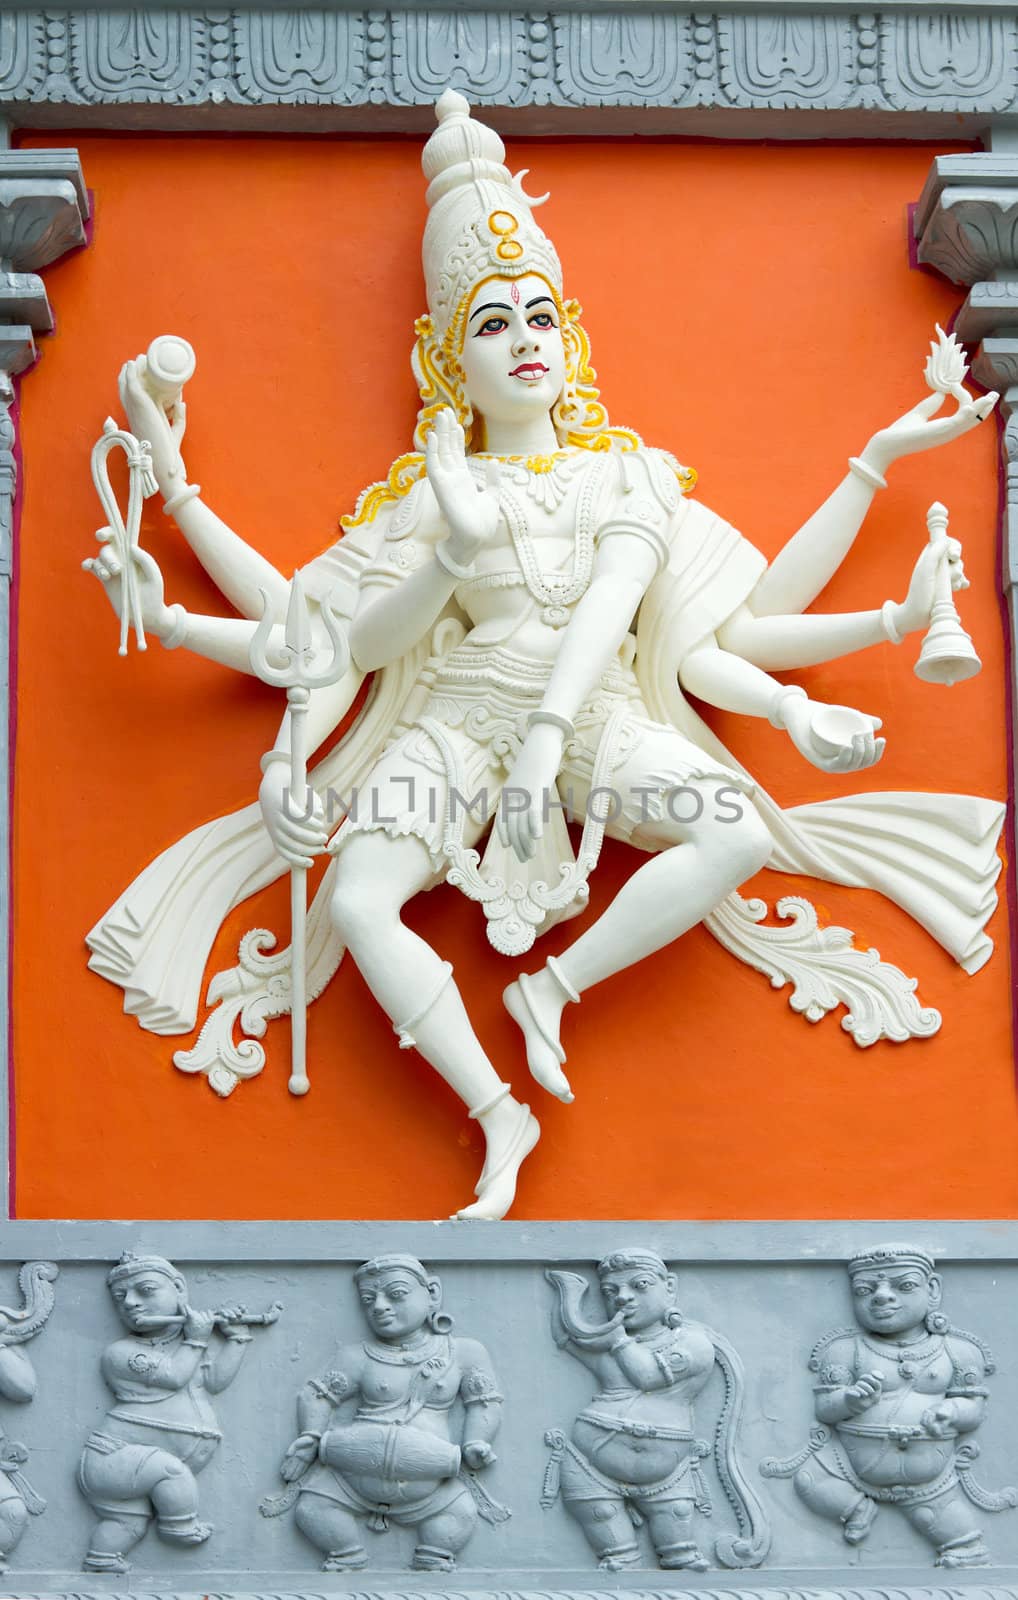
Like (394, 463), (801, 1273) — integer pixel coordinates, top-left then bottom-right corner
(510, 362), (549, 378)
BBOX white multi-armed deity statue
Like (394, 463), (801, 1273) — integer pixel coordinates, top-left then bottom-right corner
(84, 92), (1002, 1220)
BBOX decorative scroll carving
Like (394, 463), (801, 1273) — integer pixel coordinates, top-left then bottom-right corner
(880, 14), (1018, 111)
(68, 11), (209, 103)
(718, 14), (853, 108)
(762, 1243), (1017, 1569)
(553, 14), (691, 105)
(919, 195), (1018, 289)
(79, 1253), (277, 1574)
(234, 12), (364, 104)
(392, 12), (529, 105)
(706, 894), (942, 1047)
(543, 1252), (769, 1572)
(261, 1255), (508, 1571)
(0, 1262), (57, 1571)
(0, 14), (45, 101)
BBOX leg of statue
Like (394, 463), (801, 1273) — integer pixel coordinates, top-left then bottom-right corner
(295, 1490), (367, 1570)
(506, 764), (772, 1099)
(564, 1495), (641, 1570)
(413, 1488), (477, 1570)
(904, 1492), (991, 1567)
(148, 1456), (211, 1545)
(0, 1493), (27, 1567)
(644, 1497), (709, 1570)
(83, 1510), (151, 1573)
(330, 822), (538, 1220)
(793, 1463), (877, 1545)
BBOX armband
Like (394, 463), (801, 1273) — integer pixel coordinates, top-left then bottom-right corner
(768, 684), (808, 731)
(881, 599), (904, 645)
(847, 457), (888, 492)
(162, 482), (202, 517)
(434, 542), (476, 582)
(259, 748), (291, 775)
(527, 708), (576, 741)
(160, 603), (189, 651)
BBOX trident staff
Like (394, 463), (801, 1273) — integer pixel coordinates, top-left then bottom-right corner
(250, 574), (349, 1096)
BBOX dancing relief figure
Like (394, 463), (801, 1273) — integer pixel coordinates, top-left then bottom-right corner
(84, 91), (1003, 1220)
(543, 1250), (769, 1571)
(78, 1252), (278, 1573)
(762, 1243), (1017, 1568)
(0, 1263), (58, 1571)
(260, 1255), (507, 1572)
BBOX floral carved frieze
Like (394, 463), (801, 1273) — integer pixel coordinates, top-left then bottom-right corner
(4, 8), (1018, 122)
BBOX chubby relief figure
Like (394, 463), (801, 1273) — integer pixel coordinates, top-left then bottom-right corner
(762, 1242), (1017, 1568)
(85, 90), (1002, 1220)
(261, 1254), (508, 1571)
(79, 1252), (275, 1573)
(543, 1249), (768, 1571)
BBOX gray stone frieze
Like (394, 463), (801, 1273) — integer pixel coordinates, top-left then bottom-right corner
(2, 9), (1018, 133)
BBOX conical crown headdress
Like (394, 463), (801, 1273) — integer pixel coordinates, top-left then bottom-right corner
(421, 89), (563, 343)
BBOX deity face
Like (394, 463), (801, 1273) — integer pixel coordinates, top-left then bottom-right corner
(459, 273), (566, 435)
(357, 1268), (437, 1342)
(850, 1262), (941, 1338)
(599, 1266), (678, 1334)
(111, 1271), (184, 1333)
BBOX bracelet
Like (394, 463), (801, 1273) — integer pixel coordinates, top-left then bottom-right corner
(881, 598), (904, 645)
(434, 542), (476, 582)
(183, 1337), (210, 1350)
(767, 684), (808, 731)
(223, 1331), (254, 1344)
(847, 456), (888, 492)
(259, 748), (291, 775)
(160, 603), (189, 650)
(527, 708), (576, 741)
(162, 482), (201, 517)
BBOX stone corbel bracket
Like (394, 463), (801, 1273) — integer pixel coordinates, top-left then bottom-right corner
(914, 149), (1018, 871)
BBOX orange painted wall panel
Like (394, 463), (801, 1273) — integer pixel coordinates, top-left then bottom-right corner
(11, 132), (1014, 1220)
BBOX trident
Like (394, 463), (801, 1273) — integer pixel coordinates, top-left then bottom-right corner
(249, 574), (350, 1095)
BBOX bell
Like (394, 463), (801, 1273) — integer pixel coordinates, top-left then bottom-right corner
(913, 502), (982, 687)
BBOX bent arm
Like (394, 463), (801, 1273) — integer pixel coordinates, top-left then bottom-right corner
(679, 634), (789, 718)
(534, 535), (661, 724)
(169, 495), (290, 622)
(749, 471), (878, 617)
(350, 557), (458, 672)
(717, 601), (888, 671)
(204, 1333), (251, 1394)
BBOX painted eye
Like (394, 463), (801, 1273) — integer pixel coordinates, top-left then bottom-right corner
(529, 313), (554, 329)
(477, 317), (508, 337)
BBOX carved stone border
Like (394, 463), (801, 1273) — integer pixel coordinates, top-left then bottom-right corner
(0, 7), (1018, 136)
(0, 6), (1016, 1226)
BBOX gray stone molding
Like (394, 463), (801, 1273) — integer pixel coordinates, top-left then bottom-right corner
(0, 148), (88, 1224)
(912, 147), (1018, 883)
(0, 1224), (1015, 1581)
(2, 8), (1018, 136)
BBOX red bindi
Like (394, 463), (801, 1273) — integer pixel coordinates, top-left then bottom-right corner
(510, 282), (520, 305)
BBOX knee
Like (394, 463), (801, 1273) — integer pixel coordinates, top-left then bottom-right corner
(329, 861), (397, 945)
(708, 801), (771, 885)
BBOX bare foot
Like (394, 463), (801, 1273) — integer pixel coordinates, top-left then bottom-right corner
(454, 1098), (540, 1220)
(503, 971), (573, 1102)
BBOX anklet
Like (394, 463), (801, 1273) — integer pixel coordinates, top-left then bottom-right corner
(468, 1082), (511, 1120)
(393, 961), (453, 1050)
(547, 955), (580, 1004)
